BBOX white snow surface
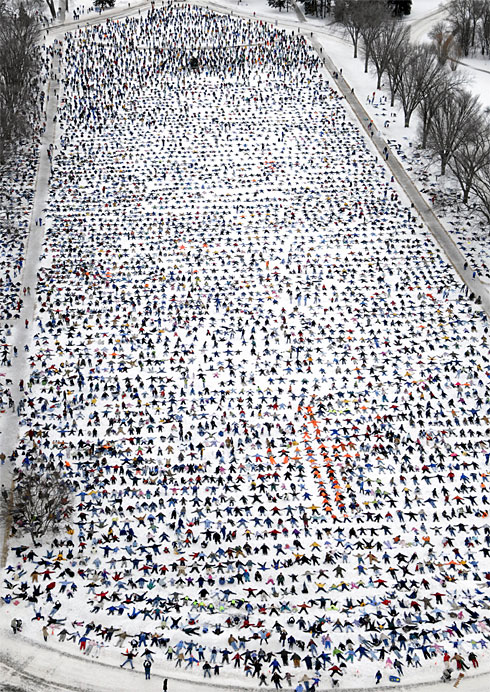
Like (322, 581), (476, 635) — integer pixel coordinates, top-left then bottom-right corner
(1, 1), (490, 691)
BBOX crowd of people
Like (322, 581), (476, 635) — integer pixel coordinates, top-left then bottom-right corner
(2, 5), (490, 689)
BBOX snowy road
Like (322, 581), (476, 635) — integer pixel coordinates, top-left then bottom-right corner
(407, 2), (449, 44)
(1, 626), (490, 692)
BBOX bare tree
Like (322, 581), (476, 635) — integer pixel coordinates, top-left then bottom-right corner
(359, 0), (391, 73)
(418, 70), (465, 149)
(473, 160), (490, 221)
(449, 117), (490, 203)
(448, 0), (482, 56)
(94, 0), (115, 8)
(429, 20), (460, 65)
(426, 88), (482, 175)
(303, 0), (332, 17)
(333, 0), (368, 59)
(387, 0), (412, 14)
(477, 0), (490, 54)
(267, 0), (286, 11)
(469, 0), (485, 48)
(0, 3), (40, 161)
(45, 0), (56, 19)
(395, 45), (444, 127)
(2, 465), (74, 545)
(368, 20), (410, 89)
(385, 32), (411, 107)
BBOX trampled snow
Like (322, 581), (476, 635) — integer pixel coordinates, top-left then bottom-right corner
(1, 2), (490, 691)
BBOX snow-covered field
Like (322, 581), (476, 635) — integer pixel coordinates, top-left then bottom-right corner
(1, 1), (490, 691)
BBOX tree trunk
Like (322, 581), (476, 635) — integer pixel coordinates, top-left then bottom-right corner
(462, 182), (471, 205)
(46, 0), (57, 18)
(421, 115), (429, 148)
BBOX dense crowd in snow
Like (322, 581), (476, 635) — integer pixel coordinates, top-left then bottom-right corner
(2, 5), (490, 690)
